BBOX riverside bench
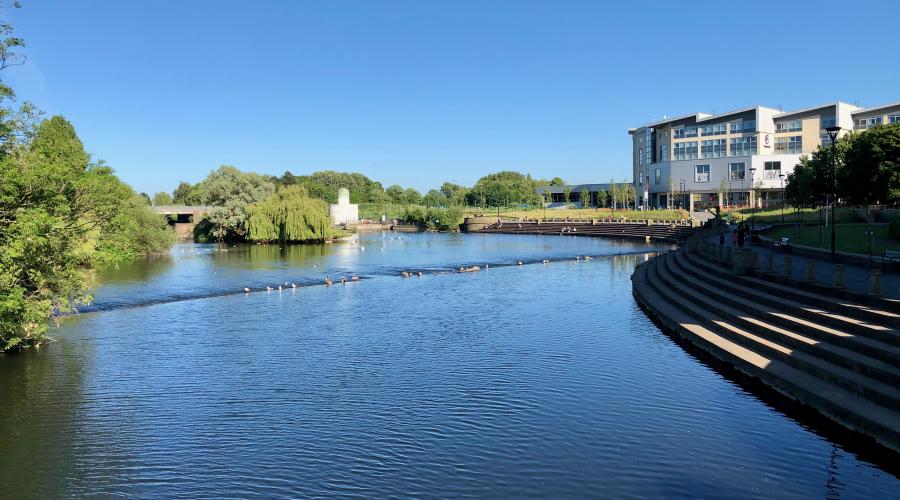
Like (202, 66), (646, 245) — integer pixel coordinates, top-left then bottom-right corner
(772, 237), (791, 252)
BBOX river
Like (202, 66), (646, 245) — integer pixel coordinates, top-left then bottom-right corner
(0, 232), (897, 498)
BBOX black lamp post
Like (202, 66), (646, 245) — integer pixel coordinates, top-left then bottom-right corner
(779, 172), (786, 224)
(748, 167), (756, 242)
(826, 126), (841, 258)
(679, 179), (686, 210)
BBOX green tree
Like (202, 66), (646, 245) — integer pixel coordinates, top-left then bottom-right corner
(580, 187), (590, 208)
(385, 184), (405, 204)
(402, 187), (422, 205)
(439, 182), (469, 206)
(172, 181), (192, 204)
(562, 186), (571, 206)
(187, 165), (276, 241)
(840, 124), (900, 205)
(422, 189), (445, 207)
(152, 191), (173, 206)
(597, 190), (609, 208)
(610, 180), (618, 210)
(246, 185), (335, 242)
(549, 176), (566, 186)
(466, 171), (541, 208)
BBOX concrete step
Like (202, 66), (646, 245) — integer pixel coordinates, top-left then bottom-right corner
(672, 250), (900, 367)
(685, 248), (900, 331)
(632, 259), (900, 453)
(682, 249), (900, 343)
(654, 254), (900, 409)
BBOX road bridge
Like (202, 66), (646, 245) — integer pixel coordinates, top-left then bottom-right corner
(151, 205), (212, 240)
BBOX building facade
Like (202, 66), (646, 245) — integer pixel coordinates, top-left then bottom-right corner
(628, 100), (898, 211)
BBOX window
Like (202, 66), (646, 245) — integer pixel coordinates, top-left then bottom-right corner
(694, 164), (710, 183)
(701, 123), (726, 136)
(654, 168), (661, 185)
(889, 115), (900, 124)
(729, 120), (742, 133)
(701, 139), (726, 158)
(820, 117), (836, 129)
(639, 172), (643, 185)
(742, 120), (756, 132)
(776, 120), (802, 133)
(659, 144), (669, 161)
(857, 116), (883, 129)
(775, 136), (802, 154)
(729, 162), (745, 181)
(729, 136), (757, 156)
(673, 141), (698, 160)
(639, 149), (644, 166)
(674, 126), (698, 139)
(764, 161), (781, 180)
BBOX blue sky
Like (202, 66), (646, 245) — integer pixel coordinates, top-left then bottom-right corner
(6, 1), (900, 195)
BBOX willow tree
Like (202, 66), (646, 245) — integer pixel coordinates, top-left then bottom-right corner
(246, 185), (335, 243)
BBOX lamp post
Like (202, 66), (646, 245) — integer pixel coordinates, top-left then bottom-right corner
(679, 179), (686, 210)
(826, 126), (842, 258)
(779, 172), (786, 224)
(748, 167), (756, 242)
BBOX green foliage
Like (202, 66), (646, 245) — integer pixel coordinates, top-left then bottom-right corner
(549, 176), (566, 186)
(597, 190), (609, 208)
(152, 191), (172, 205)
(466, 170), (542, 207)
(0, 116), (174, 351)
(246, 185), (335, 242)
(439, 182), (469, 205)
(890, 219), (900, 242)
(186, 165), (276, 241)
(171, 181), (191, 204)
(285, 170), (388, 204)
(840, 123), (900, 205)
(421, 189), (446, 207)
(580, 187), (590, 208)
(399, 205), (464, 231)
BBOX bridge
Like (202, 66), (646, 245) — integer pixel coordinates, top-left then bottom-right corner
(151, 205), (213, 240)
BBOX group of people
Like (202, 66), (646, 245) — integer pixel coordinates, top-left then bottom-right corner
(720, 221), (749, 248)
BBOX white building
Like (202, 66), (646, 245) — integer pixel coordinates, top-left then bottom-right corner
(628, 100), (900, 211)
(328, 187), (359, 225)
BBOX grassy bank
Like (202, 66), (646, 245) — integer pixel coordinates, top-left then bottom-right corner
(359, 203), (688, 222)
(726, 207), (857, 224)
(766, 223), (899, 255)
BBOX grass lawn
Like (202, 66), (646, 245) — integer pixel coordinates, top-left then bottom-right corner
(766, 223), (900, 255)
(724, 207), (857, 224)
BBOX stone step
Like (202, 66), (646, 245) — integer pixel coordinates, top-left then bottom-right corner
(687, 245), (900, 328)
(672, 250), (900, 367)
(632, 260), (900, 453)
(654, 254), (900, 409)
(682, 249), (900, 344)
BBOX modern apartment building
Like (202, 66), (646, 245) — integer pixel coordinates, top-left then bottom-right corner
(628, 100), (899, 211)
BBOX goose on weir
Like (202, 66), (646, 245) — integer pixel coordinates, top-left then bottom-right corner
(324, 277), (334, 285)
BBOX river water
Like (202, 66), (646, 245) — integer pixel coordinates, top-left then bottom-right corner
(1, 232), (897, 498)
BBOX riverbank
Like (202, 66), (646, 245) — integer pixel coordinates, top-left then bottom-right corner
(632, 242), (900, 454)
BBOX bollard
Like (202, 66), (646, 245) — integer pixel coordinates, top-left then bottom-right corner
(869, 269), (882, 296)
(833, 264), (845, 289)
(805, 260), (816, 283)
(784, 255), (793, 277)
(766, 252), (774, 273)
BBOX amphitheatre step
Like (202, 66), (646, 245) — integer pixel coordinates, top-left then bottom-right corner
(654, 254), (900, 407)
(684, 249), (900, 330)
(672, 251), (900, 364)
(632, 260), (900, 453)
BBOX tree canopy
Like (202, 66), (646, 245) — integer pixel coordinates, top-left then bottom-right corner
(246, 185), (335, 242)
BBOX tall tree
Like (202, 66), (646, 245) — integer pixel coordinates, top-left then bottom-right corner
(172, 181), (192, 204)
(840, 124), (900, 205)
(152, 191), (173, 205)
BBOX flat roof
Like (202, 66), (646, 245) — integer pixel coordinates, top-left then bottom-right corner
(535, 183), (618, 194)
(773, 101), (855, 119)
(631, 105), (775, 130)
(852, 101), (900, 116)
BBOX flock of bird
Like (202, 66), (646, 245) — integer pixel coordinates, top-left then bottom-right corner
(241, 255), (596, 294)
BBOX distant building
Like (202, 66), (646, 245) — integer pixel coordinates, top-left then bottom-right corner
(535, 183), (619, 207)
(328, 187), (359, 225)
(628, 100), (900, 211)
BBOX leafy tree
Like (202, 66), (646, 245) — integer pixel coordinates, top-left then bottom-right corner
(439, 182), (469, 206)
(562, 187), (571, 206)
(597, 190), (609, 208)
(139, 192), (151, 204)
(610, 180), (618, 210)
(399, 205), (464, 231)
(580, 187), (590, 208)
(840, 124), (900, 205)
(187, 165), (276, 241)
(549, 176), (566, 186)
(152, 191), (172, 206)
(171, 181), (192, 204)
(293, 170), (388, 204)
(422, 189), (446, 207)
(402, 187), (422, 205)
(246, 185), (335, 242)
(466, 171), (542, 208)
(385, 184), (405, 204)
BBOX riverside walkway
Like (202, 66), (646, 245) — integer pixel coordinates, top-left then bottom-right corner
(632, 239), (900, 454)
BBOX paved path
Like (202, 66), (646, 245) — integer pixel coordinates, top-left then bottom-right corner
(706, 228), (900, 299)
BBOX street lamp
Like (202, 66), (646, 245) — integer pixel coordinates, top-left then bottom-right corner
(779, 172), (786, 224)
(748, 167), (756, 242)
(679, 179), (686, 210)
(826, 125), (842, 258)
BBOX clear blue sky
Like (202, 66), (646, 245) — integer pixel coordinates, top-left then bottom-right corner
(7, 0), (900, 195)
